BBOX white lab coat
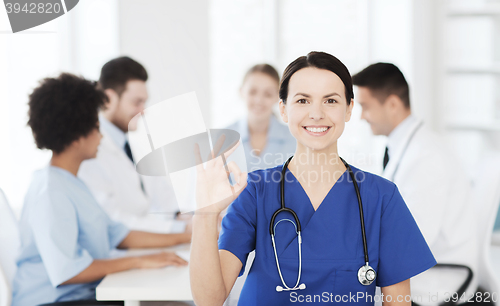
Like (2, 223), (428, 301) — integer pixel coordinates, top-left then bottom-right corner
(78, 130), (180, 233)
(383, 117), (478, 304)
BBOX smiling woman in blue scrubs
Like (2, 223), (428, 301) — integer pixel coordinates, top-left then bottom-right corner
(190, 52), (436, 306)
(12, 73), (191, 306)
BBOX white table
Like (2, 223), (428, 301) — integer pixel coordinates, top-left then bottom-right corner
(96, 244), (192, 306)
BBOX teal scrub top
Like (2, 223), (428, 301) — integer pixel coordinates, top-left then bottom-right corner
(218, 165), (436, 305)
(12, 166), (130, 306)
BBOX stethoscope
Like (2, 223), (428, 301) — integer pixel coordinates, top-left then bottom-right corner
(270, 156), (376, 292)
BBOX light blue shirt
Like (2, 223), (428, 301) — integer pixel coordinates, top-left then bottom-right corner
(12, 166), (130, 306)
(226, 115), (296, 172)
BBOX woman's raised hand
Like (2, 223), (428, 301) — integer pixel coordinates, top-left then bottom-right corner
(194, 135), (247, 215)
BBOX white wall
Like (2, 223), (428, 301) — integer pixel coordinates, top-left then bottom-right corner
(209, 0), (384, 171)
(436, 0), (500, 175)
(410, 0), (438, 129)
(209, 0), (372, 129)
(209, 0), (275, 128)
(208, 0), (445, 173)
(118, 0), (211, 126)
(0, 0), (119, 215)
(368, 0), (413, 76)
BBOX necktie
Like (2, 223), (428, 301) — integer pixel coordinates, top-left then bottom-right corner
(124, 141), (134, 163)
(383, 146), (390, 170)
(124, 141), (146, 194)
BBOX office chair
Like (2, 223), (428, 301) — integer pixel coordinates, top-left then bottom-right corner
(419, 154), (500, 306)
(412, 153), (500, 306)
(473, 154), (500, 306)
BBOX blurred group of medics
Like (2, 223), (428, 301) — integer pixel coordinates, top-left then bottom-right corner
(78, 58), (185, 234)
(5, 54), (499, 306)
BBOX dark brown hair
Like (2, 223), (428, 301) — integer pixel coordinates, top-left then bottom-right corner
(279, 51), (353, 105)
(243, 64), (280, 85)
(352, 62), (410, 109)
(28, 73), (107, 154)
(99, 56), (148, 97)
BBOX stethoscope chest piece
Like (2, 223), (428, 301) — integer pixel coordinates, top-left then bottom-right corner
(358, 264), (376, 286)
(273, 155), (377, 290)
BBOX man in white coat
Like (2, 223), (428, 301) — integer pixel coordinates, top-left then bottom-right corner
(79, 57), (185, 234)
(353, 63), (478, 304)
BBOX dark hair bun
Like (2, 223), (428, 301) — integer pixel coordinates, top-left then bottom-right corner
(279, 51), (353, 105)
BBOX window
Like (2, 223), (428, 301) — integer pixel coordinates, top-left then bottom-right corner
(209, 0), (385, 172)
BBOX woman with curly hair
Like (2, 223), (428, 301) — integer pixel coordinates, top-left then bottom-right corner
(12, 73), (191, 306)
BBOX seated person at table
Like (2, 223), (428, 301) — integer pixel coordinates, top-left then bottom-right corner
(12, 73), (191, 306)
(79, 57), (186, 233)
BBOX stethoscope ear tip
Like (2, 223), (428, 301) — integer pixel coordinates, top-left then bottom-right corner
(276, 286), (283, 292)
(299, 283), (306, 290)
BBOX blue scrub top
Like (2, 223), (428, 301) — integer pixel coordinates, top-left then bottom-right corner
(12, 166), (130, 306)
(226, 115), (296, 172)
(218, 165), (436, 305)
